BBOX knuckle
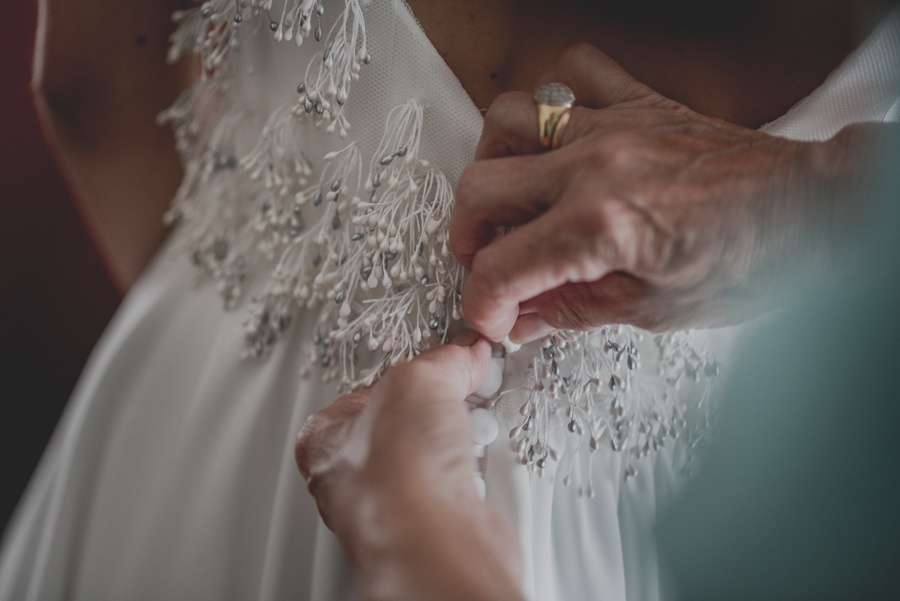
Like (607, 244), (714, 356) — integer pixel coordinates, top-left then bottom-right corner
(294, 418), (317, 475)
(485, 92), (525, 126)
(294, 442), (308, 477)
(568, 238), (610, 283)
(447, 227), (464, 264)
(577, 197), (613, 237)
(460, 291), (494, 337)
(463, 246), (517, 340)
(333, 392), (370, 416)
(455, 164), (482, 209)
(482, 91), (535, 152)
(598, 131), (645, 167)
(470, 246), (504, 293)
(459, 283), (483, 328)
(614, 77), (654, 104)
(305, 471), (327, 499)
(606, 211), (641, 266)
(414, 350), (466, 386)
(579, 199), (633, 265)
(297, 411), (324, 442)
(578, 129), (641, 170)
(644, 230), (684, 278)
(424, 342), (466, 365)
(643, 92), (688, 114)
(559, 42), (598, 71)
(294, 393), (364, 475)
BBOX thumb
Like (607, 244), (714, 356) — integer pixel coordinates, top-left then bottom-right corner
(381, 335), (493, 407)
(538, 43), (655, 109)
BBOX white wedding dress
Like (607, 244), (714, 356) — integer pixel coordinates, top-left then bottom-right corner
(1, 2), (897, 600)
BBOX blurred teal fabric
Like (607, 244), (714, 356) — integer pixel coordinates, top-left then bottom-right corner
(657, 133), (900, 600)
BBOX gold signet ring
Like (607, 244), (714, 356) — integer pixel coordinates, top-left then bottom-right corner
(534, 83), (575, 150)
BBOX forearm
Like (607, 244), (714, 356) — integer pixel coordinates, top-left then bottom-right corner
(816, 122), (900, 201)
(352, 492), (526, 601)
(33, 0), (195, 291)
(778, 122), (900, 288)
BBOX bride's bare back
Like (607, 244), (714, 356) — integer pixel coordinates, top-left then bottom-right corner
(406, 0), (862, 127)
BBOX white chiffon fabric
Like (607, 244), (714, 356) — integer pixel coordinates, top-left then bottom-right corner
(1, 3), (897, 600)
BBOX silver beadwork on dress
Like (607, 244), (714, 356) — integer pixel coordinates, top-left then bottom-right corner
(504, 328), (719, 493)
(161, 0), (720, 483)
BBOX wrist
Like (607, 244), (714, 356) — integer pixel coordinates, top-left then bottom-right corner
(748, 123), (890, 299)
(806, 123), (896, 271)
(350, 484), (523, 601)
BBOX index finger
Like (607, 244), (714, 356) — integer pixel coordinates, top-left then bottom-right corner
(450, 151), (565, 269)
(462, 207), (617, 341)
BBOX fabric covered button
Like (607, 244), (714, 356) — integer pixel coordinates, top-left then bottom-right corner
(472, 475), (487, 500)
(470, 407), (499, 446)
(501, 337), (521, 354)
(473, 357), (504, 399)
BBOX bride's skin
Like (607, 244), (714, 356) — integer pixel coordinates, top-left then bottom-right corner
(33, 0), (193, 292)
(406, 0), (862, 127)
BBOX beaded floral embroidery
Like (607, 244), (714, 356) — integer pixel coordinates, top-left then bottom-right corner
(161, 0), (720, 482)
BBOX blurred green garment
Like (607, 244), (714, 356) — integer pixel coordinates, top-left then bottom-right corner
(657, 135), (900, 600)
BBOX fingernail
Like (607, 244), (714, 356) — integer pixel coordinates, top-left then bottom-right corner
(450, 330), (482, 347)
(509, 314), (557, 345)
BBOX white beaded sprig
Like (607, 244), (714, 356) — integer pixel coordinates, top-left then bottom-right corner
(160, 0), (373, 312)
(241, 104), (316, 261)
(295, 0), (369, 136)
(242, 140), (363, 359)
(242, 100), (464, 390)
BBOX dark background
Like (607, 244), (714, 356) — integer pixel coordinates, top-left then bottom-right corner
(0, 0), (120, 532)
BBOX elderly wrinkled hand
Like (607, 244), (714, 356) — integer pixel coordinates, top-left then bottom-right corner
(295, 333), (524, 601)
(451, 43), (870, 343)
